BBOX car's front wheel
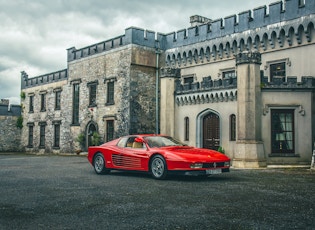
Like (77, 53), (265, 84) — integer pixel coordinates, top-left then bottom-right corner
(93, 153), (110, 175)
(150, 155), (167, 180)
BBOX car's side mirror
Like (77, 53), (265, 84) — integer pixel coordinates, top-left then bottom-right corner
(134, 137), (144, 143)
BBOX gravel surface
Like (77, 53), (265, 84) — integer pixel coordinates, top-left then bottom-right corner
(0, 154), (314, 230)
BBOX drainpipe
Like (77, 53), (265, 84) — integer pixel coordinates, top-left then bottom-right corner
(155, 43), (161, 134)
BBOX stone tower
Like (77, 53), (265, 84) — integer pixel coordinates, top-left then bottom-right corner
(160, 68), (180, 136)
(233, 51), (266, 168)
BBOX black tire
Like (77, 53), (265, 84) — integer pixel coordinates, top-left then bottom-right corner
(93, 153), (110, 175)
(150, 155), (167, 180)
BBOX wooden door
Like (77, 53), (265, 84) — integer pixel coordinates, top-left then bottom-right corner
(203, 113), (220, 150)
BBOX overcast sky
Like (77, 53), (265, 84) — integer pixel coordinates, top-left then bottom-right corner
(0, 0), (277, 105)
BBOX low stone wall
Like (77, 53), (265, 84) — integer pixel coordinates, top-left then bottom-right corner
(0, 116), (22, 152)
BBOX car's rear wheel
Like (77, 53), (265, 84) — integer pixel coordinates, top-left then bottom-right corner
(93, 153), (110, 175)
(150, 155), (167, 180)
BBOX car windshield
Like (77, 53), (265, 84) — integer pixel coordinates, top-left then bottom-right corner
(144, 136), (186, 148)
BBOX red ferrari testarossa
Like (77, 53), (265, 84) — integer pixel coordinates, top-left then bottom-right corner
(87, 135), (230, 179)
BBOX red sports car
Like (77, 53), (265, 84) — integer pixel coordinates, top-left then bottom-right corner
(87, 135), (230, 179)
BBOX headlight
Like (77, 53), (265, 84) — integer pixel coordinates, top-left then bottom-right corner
(190, 163), (203, 169)
(224, 161), (230, 167)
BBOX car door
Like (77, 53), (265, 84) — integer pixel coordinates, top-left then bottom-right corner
(113, 136), (148, 170)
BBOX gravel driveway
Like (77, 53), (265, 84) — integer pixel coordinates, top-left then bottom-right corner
(0, 154), (314, 230)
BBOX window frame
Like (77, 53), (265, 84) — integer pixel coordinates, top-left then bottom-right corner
(87, 81), (98, 107)
(106, 81), (115, 105)
(27, 122), (34, 148)
(39, 122), (46, 148)
(53, 121), (61, 149)
(270, 109), (295, 155)
(72, 83), (80, 125)
(40, 92), (46, 112)
(184, 117), (189, 141)
(270, 62), (286, 82)
(230, 114), (236, 141)
(29, 95), (34, 113)
(54, 89), (62, 110)
(106, 120), (114, 142)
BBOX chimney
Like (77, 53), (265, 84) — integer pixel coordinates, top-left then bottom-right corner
(190, 15), (212, 27)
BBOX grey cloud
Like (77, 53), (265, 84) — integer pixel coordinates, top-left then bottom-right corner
(0, 0), (277, 102)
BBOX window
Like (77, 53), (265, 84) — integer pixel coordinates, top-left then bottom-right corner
(223, 70), (236, 79)
(29, 95), (34, 113)
(55, 90), (61, 110)
(53, 121), (61, 148)
(270, 62), (286, 82)
(72, 83), (80, 125)
(230, 114), (236, 141)
(89, 84), (97, 106)
(106, 82), (115, 105)
(27, 123), (34, 148)
(106, 120), (114, 142)
(40, 93), (46, 111)
(183, 76), (194, 90)
(184, 77), (194, 84)
(39, 122), (46, 148)
(87, 81), (98, 107)
(271, 109), (294, 154)
(299, 0), (305, 6)
(184, 117), (189, 141)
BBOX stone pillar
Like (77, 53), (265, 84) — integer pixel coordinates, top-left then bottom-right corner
(160, 68), (180, 136)
(233, 51), (267, 168)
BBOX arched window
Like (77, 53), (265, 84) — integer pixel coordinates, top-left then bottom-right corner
(230, 114), (236, 141)
(184, 117), (189, 141)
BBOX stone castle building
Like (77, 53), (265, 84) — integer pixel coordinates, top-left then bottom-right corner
(20, 0), (315, 167)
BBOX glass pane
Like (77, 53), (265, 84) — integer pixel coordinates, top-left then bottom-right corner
(271, 109), (294, 153)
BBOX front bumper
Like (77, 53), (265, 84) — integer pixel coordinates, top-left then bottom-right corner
(169, 168), (230, 176)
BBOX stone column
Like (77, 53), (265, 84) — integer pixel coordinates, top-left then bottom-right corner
(233, 51), (266, 168)
(160, 68), (180, 136)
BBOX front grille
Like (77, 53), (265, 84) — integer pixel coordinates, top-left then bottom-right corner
(203, 162), (225, 168)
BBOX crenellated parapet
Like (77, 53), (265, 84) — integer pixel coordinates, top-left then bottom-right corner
(65, 0), (315, 64)
(262, 76), (315, 90)
(164, 0), (315, 50)
(21, 69), (68, 89)
(174, 74), (315, 106)
(67, 27), (162, 62)
(175, 75), (237, 95)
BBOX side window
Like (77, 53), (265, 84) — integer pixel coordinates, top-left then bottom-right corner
(230, 114), (236, 141)
(106, 120), (114, 142)
(106, 81), (115, 105)
(72, 83), (80, 125)
(39, 122), (46, 148)
(271, 109), (294, 154)
(27, 123), (34, 148)
(184, 117), (189, 141)
(29, 95), (34, 113)
(117, 137), (128, 148)
(54, 89), (61, 110)
(40, 93), (46, 112)
(53, 121), (61, 149)
(87, 81), (98, 107)
(270, 62), (286, 82)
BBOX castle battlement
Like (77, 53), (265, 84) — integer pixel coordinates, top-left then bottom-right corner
(164, 0), (315, 49)
(66, 0), (314, 62)
(21, 69), (68, 89)
(67, 27), (160, 62)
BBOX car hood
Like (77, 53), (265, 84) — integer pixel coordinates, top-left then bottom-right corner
(161, 146), (230, 162)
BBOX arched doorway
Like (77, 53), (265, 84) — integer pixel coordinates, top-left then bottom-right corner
(86, 122), (97, 150)
(202, 112), (220, 150)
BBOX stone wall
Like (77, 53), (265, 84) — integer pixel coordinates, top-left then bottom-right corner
(0, 116), (22, 152)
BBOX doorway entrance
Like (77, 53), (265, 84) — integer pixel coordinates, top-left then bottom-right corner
(202, 112), (220, 150)
(86, 122), (97, 149)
